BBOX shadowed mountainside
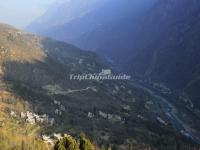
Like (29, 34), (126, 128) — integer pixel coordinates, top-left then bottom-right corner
(0, 23), (199, 149)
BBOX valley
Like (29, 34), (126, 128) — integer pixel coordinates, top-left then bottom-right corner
(0, 23), (198, 149)
(27, 0), (200, 121)
(1, 0), (200, 149)
(131, 80), (200, 144)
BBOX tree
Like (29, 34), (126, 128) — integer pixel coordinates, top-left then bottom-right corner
(107, 145), (112, 150)
(54, 135), (79, 150)
(100, 145), (105, 150)
(79, 133), (95, 150)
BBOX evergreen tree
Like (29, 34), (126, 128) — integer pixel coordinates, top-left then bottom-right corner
(100, 145), (105, 150)
(54, 135), (80, 150)
(79, 133), (95, 150)
(107, 145), (112, 150)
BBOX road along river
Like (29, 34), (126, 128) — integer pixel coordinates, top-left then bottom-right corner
(131, 81), (200, 144)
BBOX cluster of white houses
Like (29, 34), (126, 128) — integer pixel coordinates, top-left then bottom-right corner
(10, 110), (55, 126)
(87, 110), (122, 122)
(21, 111), (55, 125)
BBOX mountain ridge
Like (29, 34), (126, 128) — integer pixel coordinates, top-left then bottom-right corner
(1, 23), (199, 149)
(26, 0), (200, 112)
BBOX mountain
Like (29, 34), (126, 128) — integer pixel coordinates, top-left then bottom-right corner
(26, 0), (107, 36)
(0, 23), (198, 149)
(124, 0), (200, 111)
(26, 0), (157, 62)
(27, 0), (200, 128)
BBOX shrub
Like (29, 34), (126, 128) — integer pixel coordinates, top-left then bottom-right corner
(54, 135), (79, 150)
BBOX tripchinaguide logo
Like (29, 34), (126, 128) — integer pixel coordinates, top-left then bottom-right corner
(69, 69), (131, 81)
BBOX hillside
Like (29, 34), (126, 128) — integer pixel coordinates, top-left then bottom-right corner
(26, 0), (200, 104)
(26, 0), (200, 137)
(0, 23), (199, 149)
(26, 0), (157, 62)
(125, 0), (200, 102)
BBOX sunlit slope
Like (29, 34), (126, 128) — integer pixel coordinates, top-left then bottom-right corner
(0, 23), (198, 150)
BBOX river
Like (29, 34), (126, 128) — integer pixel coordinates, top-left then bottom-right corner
(131, 81), (200, 144)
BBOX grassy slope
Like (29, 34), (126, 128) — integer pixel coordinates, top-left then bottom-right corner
(0, 86), (49, 150)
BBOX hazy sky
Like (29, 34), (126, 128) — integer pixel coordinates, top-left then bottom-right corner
(0, 0), (65, 29)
